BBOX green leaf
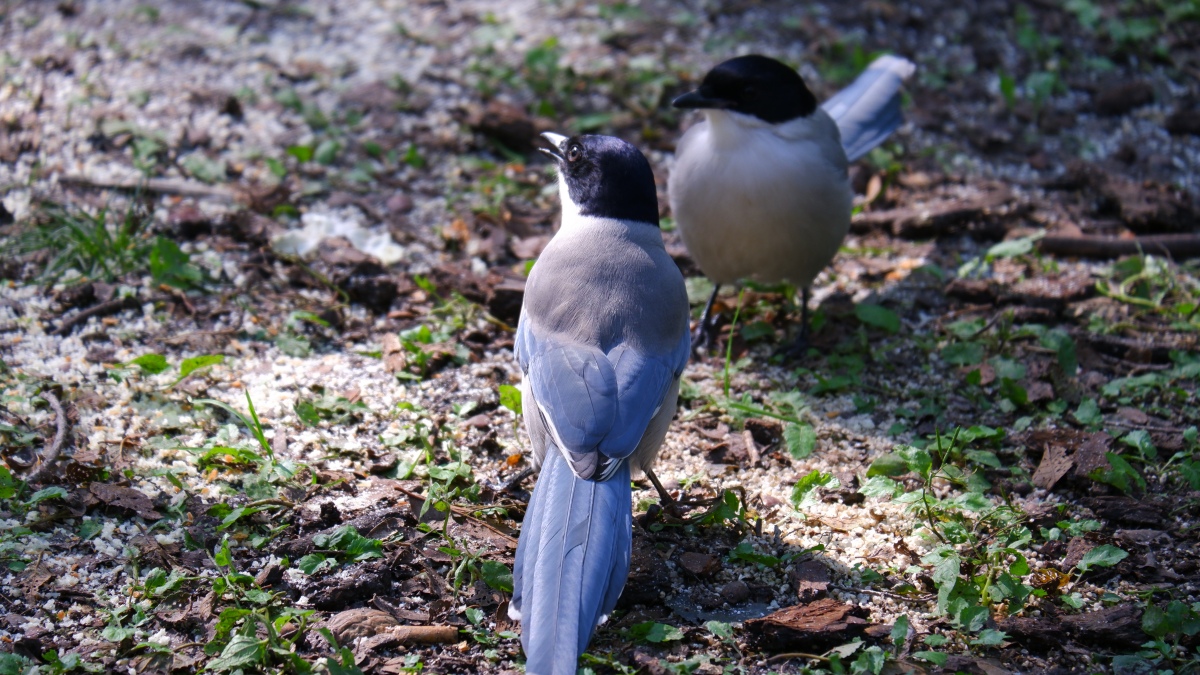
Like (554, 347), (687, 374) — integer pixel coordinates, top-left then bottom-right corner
(890, 614), (909, 646)
(315, 139), (342, 165)
(866, 453), (908, 477)
(1073, 398), (1102, 426)
(150, 237), (203, 289)
(1091, 452), (1146, 493)
(972, 629), (1007, 645)
(206, 634), (266, 671)
(851, 647), (885, 675)
(498, 384), (522, 415)
(627, 621), (683, 644)
(783, 422), (817, 459)
(791, 470), (839, 509)
(214, 538), (233, 567)
(481, 560), (513, 593)
(727, 542), (780, 568)
(941, 341), (984, 366)
(180, 355), (224, 379)
(464, 607), (484, 626)
(858, 475), (902, 499)
(78, 519), (103, 541)
(129, 353), (170, 375)
(705, 620), (733, 640)
(1076, 544), (1128, 573)
(986, 233), (1040, 260)
(297, 553), (333, 575)
(287, 144), (314, 163)
(294, 399), (321, 427)
(913, 651), (947, 666)
(26, 487), (67, 504)
(923, 634), (948, 647)
(1121, 429), (1157, 460)
(854, 303), (900, 333)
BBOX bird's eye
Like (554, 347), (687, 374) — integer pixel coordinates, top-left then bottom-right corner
(743, 85), (758, 99)
(566, 144), (582, 162)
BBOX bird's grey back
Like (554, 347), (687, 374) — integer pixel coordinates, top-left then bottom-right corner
(523, 217), (689, 357)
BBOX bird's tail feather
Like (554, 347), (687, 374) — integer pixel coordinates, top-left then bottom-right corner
(821, 54), (916, 162)
(511, 448), (633, 675)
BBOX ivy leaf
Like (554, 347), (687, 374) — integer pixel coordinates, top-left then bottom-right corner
(1076, 545), (1128, 574)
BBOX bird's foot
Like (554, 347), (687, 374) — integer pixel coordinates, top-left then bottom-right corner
(772, 328), (812, 362)
(643, 469), (735, 523)
(690, 318), (720, 355)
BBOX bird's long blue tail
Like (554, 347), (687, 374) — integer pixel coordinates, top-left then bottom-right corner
(821, 54), (916, 162)
(510, 448), (633, 675)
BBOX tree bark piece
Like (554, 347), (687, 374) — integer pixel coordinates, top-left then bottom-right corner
(23, 391), (67, 484)
(744, 598), (870, 651)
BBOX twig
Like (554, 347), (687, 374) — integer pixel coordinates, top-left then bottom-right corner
(153, 327), (239, 345)
(51, 296), (141, 336)
(848, 586), (936, 603)
(766, 652), (829, 664)
(25, 391), (67, 484)
(1039, 234), (1200, 260)
(391, 484), (518, 546)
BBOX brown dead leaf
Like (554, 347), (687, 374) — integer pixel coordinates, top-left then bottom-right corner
(88, 483), (162, 520)
(1032, 444), (1073, 490)
(381, 333), (406, 374)
(320, 608), (399, 646)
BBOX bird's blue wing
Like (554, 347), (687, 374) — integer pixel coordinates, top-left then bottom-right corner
(597, 330), (690, 461)
(518, 315), (689, 478)
(821, 54), (915, 162)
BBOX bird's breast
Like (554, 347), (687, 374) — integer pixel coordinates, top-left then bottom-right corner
(669, 121), (852, 287)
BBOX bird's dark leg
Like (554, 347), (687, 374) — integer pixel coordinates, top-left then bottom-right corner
(691, 283), (722, 353)
(499, 467), (535, 494)
(775, 286), (813, 360)
(644, 468), (675, 506)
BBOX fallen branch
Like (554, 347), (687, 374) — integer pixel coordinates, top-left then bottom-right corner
(58, 175), (238, 202)
(1039, 233), (1200, 259)
(24, 391), (67, 484)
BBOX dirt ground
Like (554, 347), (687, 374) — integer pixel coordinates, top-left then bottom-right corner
(1, 1), (1199, 674)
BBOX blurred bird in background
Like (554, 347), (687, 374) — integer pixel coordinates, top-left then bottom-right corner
(669, 54), (916, 355)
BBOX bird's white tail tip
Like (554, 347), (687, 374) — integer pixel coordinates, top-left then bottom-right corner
(868, 54), (916, 80)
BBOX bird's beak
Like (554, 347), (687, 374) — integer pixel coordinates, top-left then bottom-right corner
(539, 132), (568, 164)
(672, 88), (734, 110)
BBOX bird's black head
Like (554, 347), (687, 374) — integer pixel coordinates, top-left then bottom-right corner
(673, 55), (817, 124)
(539, 133), (659, 226)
